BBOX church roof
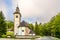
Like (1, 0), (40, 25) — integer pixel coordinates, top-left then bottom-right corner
(18, 20), (35, 34)
(18, 20), (28, 27)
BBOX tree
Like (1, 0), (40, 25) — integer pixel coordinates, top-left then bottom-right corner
(39, 23), (45, 36)
(35, 22), (40, 35)
(47, 13), (60, 38)
(53, 13), (60, 38)
(28, 23), (34, 31)
(0, 11), (7, 37)
(6, 21), (14, 31)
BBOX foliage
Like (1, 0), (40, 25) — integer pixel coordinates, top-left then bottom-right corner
(0, 11), (7, 37)
(6, 21), (14, 31)
(35, 22), (40, 35)
(6, 31), (15, 38)
(2, 34), (7, 38)
(28, 13), (60, 38)
(28, 23), (34, 31)
(49, 13), (60, 38)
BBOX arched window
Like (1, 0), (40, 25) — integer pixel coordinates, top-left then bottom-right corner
(16, 15), (18, 18)
(22, 30), (24, 32)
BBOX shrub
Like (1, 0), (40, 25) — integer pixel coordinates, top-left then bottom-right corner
(6, 31), (15, 38)
(2, 34), (7, 38)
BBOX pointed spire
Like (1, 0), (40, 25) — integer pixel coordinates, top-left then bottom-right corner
(14, 3), (21, 17)
(16, 4), (20, 12)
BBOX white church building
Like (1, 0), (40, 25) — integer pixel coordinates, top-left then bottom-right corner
(13, 6), (35, 36)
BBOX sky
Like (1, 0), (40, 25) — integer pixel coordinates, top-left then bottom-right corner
(0, 0), (60, 24)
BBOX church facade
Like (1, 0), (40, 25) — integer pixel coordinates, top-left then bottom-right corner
(13, 6), (35, 36)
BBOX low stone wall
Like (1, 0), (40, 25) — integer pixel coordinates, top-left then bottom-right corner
(15, 35), (36, 39)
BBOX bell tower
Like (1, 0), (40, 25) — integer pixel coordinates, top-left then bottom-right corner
(14, 6), (21, 35)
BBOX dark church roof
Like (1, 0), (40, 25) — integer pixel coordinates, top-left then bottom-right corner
(18, 21), (33, 30)
(18, 20), (28, 27)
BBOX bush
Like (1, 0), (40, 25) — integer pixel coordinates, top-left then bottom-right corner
(6, 31), (15, 38)
(2, 34), (7, 38)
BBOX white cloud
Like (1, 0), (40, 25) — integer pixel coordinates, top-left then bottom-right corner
(12, 0), (60, 23)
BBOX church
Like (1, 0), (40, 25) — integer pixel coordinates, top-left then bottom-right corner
(13, 6), (35, 36)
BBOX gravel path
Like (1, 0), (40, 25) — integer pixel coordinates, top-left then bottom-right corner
(35, 36), (60, 40)
(0, 36), (60, 40)
(0, 38), (31, 40)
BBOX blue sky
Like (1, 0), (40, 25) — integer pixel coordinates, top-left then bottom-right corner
(0, 0), (60, 24)
(4, 0), (12, 7)
(3, 0), (13, 20)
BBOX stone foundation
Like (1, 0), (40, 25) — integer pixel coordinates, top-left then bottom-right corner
(15, 35), (36, 39)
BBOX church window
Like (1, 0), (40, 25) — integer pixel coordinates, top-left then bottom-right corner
(22, 30), (24, 32)
(16, 15), (18, 18)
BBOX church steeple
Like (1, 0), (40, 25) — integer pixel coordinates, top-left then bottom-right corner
(14, 5), (21, 16)
(14, 5), (21, 35)
(16, 6), (20, 12)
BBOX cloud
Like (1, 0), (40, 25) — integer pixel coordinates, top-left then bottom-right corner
(12, 0), (60, 23)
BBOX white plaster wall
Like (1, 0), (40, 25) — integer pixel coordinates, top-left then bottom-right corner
(18, 27), (26, 35)
(18, 27), (22, 35)
(22, 27), (25, 35)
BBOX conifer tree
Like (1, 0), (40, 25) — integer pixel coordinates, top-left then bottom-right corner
(35, 21), (40, 35)
(0, 11), (6, 37)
